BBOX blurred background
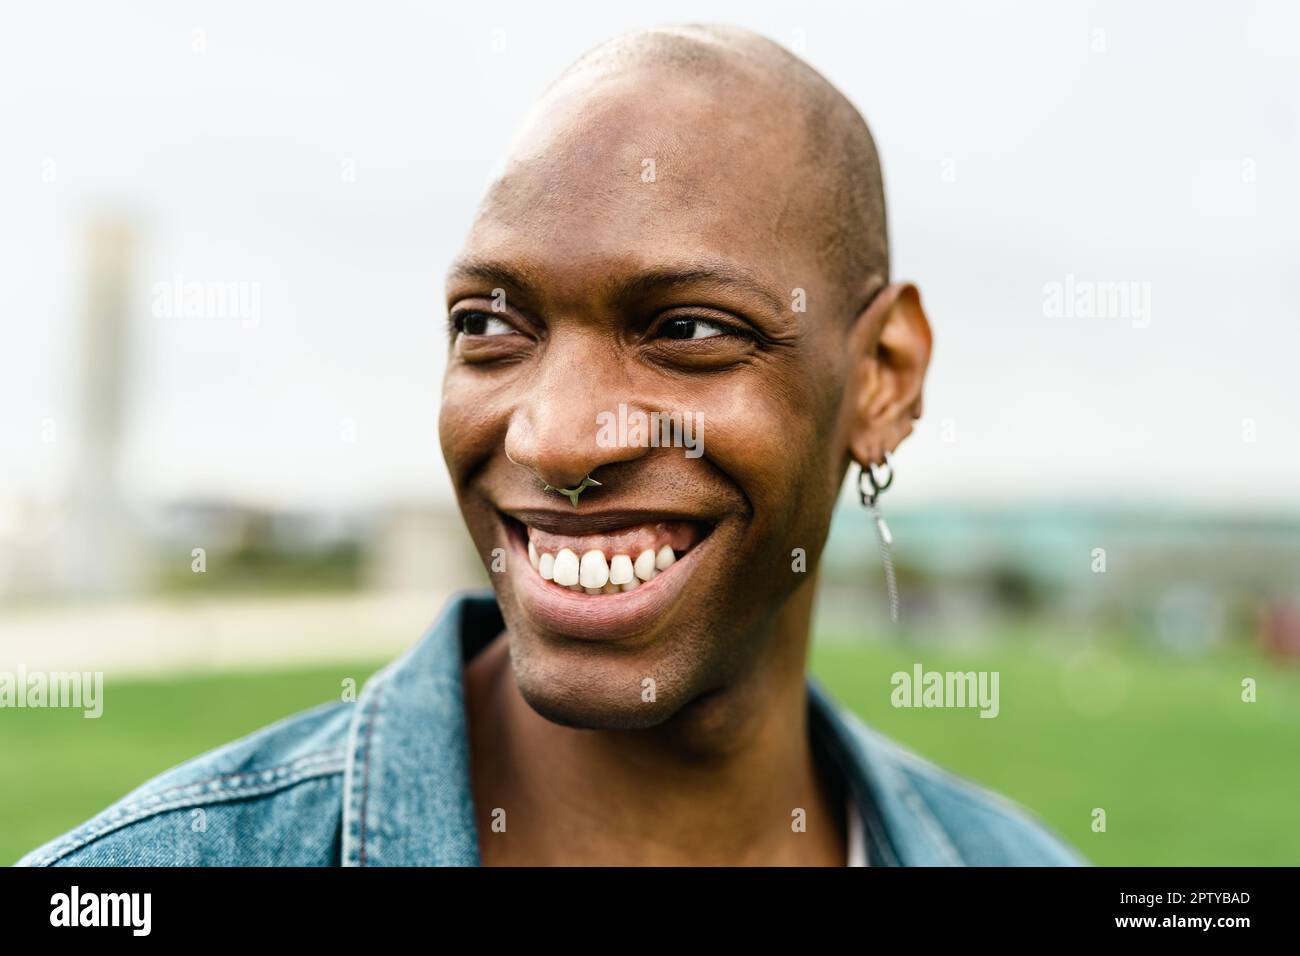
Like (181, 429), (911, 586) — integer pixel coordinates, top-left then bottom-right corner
(2, 0), (1297, 865)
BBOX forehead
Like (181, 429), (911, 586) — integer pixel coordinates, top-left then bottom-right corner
(458, 69), (817, 295)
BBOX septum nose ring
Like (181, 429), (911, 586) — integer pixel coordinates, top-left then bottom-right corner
(505, 449), (603, 507)
(543, 475), (602, 507)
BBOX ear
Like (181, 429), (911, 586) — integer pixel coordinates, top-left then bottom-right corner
(845, 282), (932, 468)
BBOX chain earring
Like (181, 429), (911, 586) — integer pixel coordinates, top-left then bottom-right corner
(859, 453), (899, 623)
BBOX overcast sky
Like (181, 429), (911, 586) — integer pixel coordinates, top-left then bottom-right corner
(2, 0), (1297, 514)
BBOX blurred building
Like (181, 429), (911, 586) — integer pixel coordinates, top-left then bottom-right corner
(818, 504), (1300, 653)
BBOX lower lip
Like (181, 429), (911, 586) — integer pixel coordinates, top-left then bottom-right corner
(506, 526), (710, 643)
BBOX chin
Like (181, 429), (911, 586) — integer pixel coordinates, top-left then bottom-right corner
(502, 613), (709, 730)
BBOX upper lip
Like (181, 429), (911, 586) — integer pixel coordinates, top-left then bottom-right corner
(498, 506), (715, 535)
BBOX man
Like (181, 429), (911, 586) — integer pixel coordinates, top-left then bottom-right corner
(20, 25), (1082, 867)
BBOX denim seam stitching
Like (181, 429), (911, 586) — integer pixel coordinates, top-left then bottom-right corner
(27, 752), (346, 866)
(357, 675), (389, 867)
(340, 658), (401, 867)
(143, 748), (341, 801)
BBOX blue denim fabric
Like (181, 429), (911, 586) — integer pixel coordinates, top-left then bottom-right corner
(18, 590), (1085, 867)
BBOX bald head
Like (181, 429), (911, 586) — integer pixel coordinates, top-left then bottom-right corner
(481, 24), (889, 315)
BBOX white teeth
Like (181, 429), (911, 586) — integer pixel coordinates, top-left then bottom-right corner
(608, 554), (634, 585)
(634, 549), (657, 581)
(552, 548), (580, 586)
(579, 550), (610, 589)
(529, 535), (685, 593)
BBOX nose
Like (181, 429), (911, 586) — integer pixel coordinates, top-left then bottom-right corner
(503, 335), (649, 492)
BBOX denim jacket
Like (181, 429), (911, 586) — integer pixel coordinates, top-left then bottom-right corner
(18, 591), (1085, 867)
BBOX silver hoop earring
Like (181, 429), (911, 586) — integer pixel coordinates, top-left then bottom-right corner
(859, 453), (899, 623)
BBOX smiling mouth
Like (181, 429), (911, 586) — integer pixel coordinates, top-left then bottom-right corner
(499, 511), (713, 595)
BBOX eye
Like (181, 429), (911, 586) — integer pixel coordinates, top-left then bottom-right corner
(454, 311), (517, 337)
(657, 317), (732, 340)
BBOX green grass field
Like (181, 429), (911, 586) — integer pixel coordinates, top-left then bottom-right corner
(810, 639), (1300, 866)
(5, 639), (1297, 865)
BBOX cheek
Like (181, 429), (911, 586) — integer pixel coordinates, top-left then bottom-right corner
(438, 371), (508, 479)
(698, 378), (836, 523)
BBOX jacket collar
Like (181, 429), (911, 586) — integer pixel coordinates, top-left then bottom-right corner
(343, 590), (962, 866)
(341, 592), (493, 866)
(807, 677), (964, 866)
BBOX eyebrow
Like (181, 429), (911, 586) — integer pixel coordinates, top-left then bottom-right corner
(446, 257), (786, 316)
(445, 258), (540, 295)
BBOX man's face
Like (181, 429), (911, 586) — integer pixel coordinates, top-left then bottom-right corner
(440, 67), (856, 729)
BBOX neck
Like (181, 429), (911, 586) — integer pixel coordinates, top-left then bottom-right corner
(465, 579), (847, 865)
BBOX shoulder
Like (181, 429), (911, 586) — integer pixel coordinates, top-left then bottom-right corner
(833, 706), (1087, 866)
(16, 699), (354, 867)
